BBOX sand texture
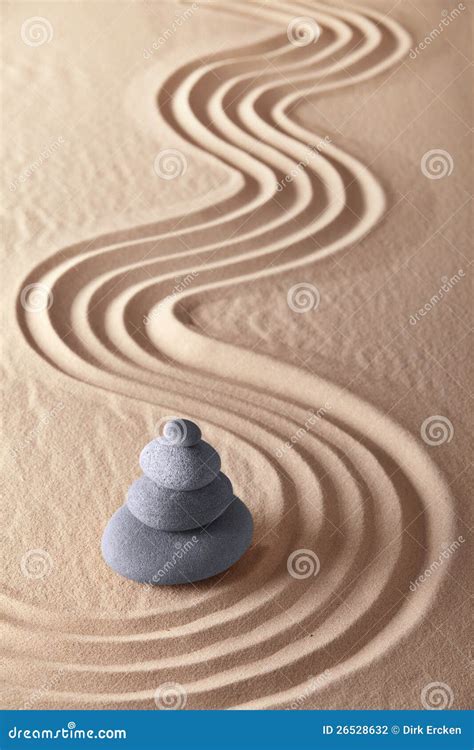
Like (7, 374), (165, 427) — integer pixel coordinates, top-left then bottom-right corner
(1, 0), (472, 710)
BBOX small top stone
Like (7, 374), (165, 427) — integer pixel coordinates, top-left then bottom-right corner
(160, 418), (201, 447)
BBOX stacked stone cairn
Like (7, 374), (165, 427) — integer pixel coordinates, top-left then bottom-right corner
(102, 419), (253, 584)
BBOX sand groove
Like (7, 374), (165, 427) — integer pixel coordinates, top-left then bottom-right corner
(12, 1), (454, 709)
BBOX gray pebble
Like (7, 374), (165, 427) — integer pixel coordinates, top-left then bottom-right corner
(101, 498), (253, 584)
(126, 472), (234, 531)
(140, 439), (220, 490)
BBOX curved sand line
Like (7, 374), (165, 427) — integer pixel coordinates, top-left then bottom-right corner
(11, 1), (455, 710)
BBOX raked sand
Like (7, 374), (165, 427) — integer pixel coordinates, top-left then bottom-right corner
(1, 1), (472, 709)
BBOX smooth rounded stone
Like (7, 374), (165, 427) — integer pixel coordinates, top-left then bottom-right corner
(139, 439), (221, 490)
(101, 498), (253, 585)
(126, 472), (234, 531)
(159, 418), (202, 447)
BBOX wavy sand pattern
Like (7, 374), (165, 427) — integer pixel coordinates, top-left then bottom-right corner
(11, 1), (456, 709)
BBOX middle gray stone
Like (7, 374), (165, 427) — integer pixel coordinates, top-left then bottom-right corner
(126, 472), (234, 531)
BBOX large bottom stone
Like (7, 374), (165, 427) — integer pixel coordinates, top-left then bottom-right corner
(101, 498), (253, 585)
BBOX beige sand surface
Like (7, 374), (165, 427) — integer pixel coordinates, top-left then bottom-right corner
(1, 0), (472, 709)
